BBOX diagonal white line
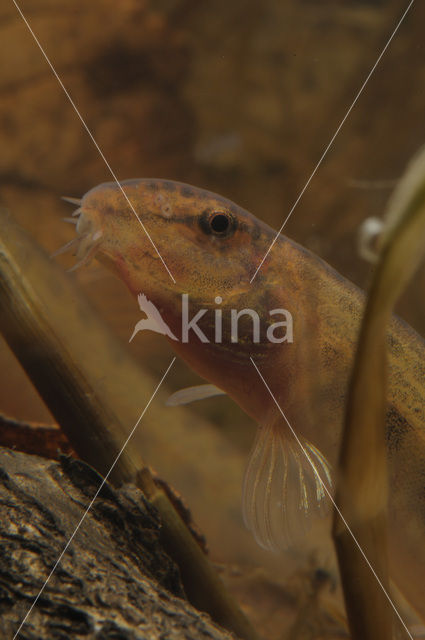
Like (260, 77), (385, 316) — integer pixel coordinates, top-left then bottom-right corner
(250, 357), (413, 639)
(250, 0), (415, 283)
(13, 357), (176, 640)
(11, 0), (176, 284)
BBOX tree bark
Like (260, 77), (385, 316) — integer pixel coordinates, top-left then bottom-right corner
(0, 446), (233, 640)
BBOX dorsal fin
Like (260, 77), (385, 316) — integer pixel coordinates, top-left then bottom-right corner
(242, 422), (332, 551)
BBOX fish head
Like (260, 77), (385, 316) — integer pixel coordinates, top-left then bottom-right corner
(81, 179), (273, 279)
(72, 178), (278, 320)
(66, 178), (300, 419)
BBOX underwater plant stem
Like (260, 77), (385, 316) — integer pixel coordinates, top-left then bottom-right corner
(0, 209), (259, 640)
(137, 468), (260, 640)
(0, 212), (133, 484)
(333, 147), (425, 640)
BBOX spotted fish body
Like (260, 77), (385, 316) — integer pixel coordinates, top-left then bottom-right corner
(64, 178), (425, 619)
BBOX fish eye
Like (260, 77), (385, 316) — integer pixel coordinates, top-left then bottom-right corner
(200, 209), (236, 237)
(210, 212), (230, 233)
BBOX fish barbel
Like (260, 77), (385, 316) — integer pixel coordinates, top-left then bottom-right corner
(61, 178), (425, 619)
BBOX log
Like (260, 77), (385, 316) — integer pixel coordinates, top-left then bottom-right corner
(0, 446), (232, 640)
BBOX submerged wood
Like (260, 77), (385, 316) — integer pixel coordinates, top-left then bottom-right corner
(0, 413), (74, 458)
(0, 446), (233, 640)
(0, 209), (259, 640)
(333, 147), (425, 639)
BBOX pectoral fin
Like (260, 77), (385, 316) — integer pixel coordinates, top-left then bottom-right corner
(166, 384), (226, 406)
(242, 423), (332, 552)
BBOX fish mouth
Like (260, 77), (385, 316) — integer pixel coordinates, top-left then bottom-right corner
(52, 197), (103, 272)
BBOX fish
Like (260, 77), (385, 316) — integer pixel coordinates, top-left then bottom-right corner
(60, 178), (425, 619)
